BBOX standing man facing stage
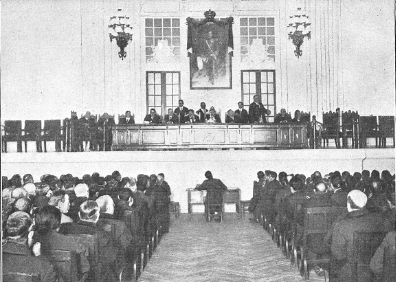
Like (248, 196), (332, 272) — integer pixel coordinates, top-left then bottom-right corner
(196, 102), (209, 123)
(174, 100), (189, 123)
(235, 102), (249, 124)
(195, 171), (227, 222)
(249, 95), (271, 124)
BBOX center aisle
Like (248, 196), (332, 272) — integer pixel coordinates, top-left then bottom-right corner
(139, 215), (324, 282)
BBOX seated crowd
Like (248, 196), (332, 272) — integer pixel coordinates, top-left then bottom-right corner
(2, 171), (172, 281)
(249, 169), (395, 281)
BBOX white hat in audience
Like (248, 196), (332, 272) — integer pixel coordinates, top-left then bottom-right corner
(74, 183), (89, 198)
(11, 188), (28, 199)
(347, 190), (367, 208)
(96, 195), (114, 215)
(2, 188), (13, 199)
(24, 183), (36, 196)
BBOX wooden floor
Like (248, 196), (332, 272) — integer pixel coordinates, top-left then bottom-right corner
(139, 214), (325, 282)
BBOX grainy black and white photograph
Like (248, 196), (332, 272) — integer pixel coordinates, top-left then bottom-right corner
(1, 0), (395, 282)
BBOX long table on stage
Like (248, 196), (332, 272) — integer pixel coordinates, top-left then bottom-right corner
(111, 123), (308, 150)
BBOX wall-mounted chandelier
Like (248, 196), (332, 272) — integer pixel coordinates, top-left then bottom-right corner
(287, 8), (311, 58)
(108, 8), (133, 60)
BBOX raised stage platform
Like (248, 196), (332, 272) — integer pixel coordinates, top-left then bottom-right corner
(2, 149), (394, 213)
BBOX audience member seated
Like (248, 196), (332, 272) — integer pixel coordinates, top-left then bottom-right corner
(330, 174), (349, 207)
(48, 190), (73, 224)
(329, 190), (393, 282)
(164, 108), (178, 124)
(274, 109), (291, 124)
(370, 229), (396, 282)
(206, 106), (221, 123)
(23, 174), (35, 185)
(234, 102), (249, 124)
(249, 94), (270, 124)
(97, 113), (115, 151)
(196, 102), (209, 123)
(14, 197), (31, 213)
(291, 110), (303, 123)
(225, 109), (236, 123)
(144, 108), (161, 124)
(60, 200), (118, 279)
(67, 183), (89, 222)
(3, 211), (58, 282)
(33, 206), (90, 278)
(260, 171), (282, 224)
(24, 183), (37, 200)
(96, 195), (133, 253)
(248, 171), (266, 222)
(366, 180), (392, 214)
(119, 110), (135, 125)
(185, 109), (199, 124)
(174, 99), (189, 123)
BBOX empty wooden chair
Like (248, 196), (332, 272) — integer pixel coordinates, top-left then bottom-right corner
(342, 111), (359, 148)
(322, 112), (341, 148)
(378, 116), (395, 148)
(350, 231), (387, 282)
(358, 116), (380, 148)
(22, 120), (42, 152)
(300, 207), (347, 280)
(3, 120), (22, 152)
(3, 272), (40, 282)
(44, 249), (88, 282)
(42, 120), (62, 152)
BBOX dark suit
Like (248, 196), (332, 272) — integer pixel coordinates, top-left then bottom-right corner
(59, 220), (118, 265)
(234, 108), (249, 124)
(153, 181), (171, 233)
(225, 115), (235, 123)
(330, 209), (393, 282)
(164, 114), (178, 124)
(196, 109), (209, 123)
(370, 231), (396, 282)
(119, 117), (135, 125)
(97, 213), (133, 251)
(330, 189), (349, 207)
(196, 178), (227, 213)
(249, 102), (269, 123)
(3, 239), (58, 282)
(39, 230), (90, 275)
(97, 117), (115, 151)
(144, 114), (161, 124)
(185, 114), (199, 124)
(259, 180), (282, 222)
(174, 106), (189, 123)
(274, 114), (291, 124)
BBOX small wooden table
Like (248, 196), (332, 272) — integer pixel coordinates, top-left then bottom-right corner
(187, 188), (241, 214)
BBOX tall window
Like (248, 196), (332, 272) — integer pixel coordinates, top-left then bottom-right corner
(241, 70), (276, 122)
(145, 18), (180, 61)
(240, 17), (275, 61)
(146, 71), (180, 115)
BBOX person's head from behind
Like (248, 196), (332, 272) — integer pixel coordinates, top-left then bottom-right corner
(257, 171), (265, 180)
(79, 200), (100, 223)
(36, 183), (50, 197)
(371, 170), (380, 180)
(290, 176), (303, 192)
(341, 171), (350, 181)
(6, 211), (32, 239)
(205, 171), (213, 180)
(353, 172), (362, 182)
(118, 188), (134, 206)
(48, 190), (70, 214)
(23, 174), (34, 185)
(11, 187), (28, 200)
(14, 197), (31, 213)
(96, 195), (115, 215)
(347, 190), (367, 212)
(315, 182), (328, 194)
(362, 170), (370, 181)
(10, 174), (22, 188)
(345, 176), (356, 190)
(279, 172), (288, 185)
(381, 170), (392, 182)
(74, 183), (89, 198)
(35, 205), (61, 235)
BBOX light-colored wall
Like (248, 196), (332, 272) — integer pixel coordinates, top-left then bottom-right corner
(2, 149), (394, 213)
(1, 0), (394, 124)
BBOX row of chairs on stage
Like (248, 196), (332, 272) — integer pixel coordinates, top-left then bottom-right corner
(2, 112), (394, 152)
(258, 206), (395, 281)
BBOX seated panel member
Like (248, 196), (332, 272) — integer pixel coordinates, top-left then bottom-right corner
(196, 102), (209, 123)
(174, 99), (189, 123)
(206, 106), (221, 123)
(235, 102), (249, 124)
(119, 111), (135, 125)
(225, 110), (236, 123)
(291, 110), (303, 123)
(164, 108), (178, 124)
(185, 109), (199, 124)
(144, 108), (161, 124)
(249, 94), (271, 123)
(274, 108), (291, 124)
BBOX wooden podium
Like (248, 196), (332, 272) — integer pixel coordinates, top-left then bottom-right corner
(187, 188), (241, 214)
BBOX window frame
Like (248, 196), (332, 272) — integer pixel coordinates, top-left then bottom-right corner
(146, 71), (181, 116)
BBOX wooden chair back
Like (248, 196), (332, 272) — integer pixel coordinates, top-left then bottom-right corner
(43, 120), (62, 139)
(3, 120), (22, 152)
(24, 120), (41, 140)
(43, 249), (86, 282)
(3, 272), (40, 282)
(378, 116), (395, 138)
(64, 233), (101, 282)
(383, 246), (396, 282)
(300, 112), (311, 123)
(351, 231), (387, 282)
(323, 112), (339, 134)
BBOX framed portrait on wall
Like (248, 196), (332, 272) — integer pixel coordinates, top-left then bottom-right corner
(187, 11), (234, 89)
